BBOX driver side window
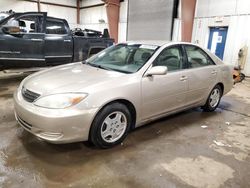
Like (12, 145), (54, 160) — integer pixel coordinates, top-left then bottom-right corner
(153, 46), (183, 71)
(6, 15), (43, 34)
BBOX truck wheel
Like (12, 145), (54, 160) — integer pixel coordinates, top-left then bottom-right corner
(240, 73), (245, 82)
(89, 103), (131, 149)
(202, 85), (222, 112)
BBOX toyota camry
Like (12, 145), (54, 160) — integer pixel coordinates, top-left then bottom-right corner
(14, 41), (233, 148)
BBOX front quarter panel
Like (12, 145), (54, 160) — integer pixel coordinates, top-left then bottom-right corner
(78, 74), (142, 125)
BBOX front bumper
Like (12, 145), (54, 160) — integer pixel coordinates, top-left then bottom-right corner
(14, 90), (99, 144)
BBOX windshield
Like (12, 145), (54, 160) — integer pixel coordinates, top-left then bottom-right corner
(0, 14), (15, 26)
(0, 13), (10, 22)
(0, 15), (7, 21)
(86, 43), (159, 73)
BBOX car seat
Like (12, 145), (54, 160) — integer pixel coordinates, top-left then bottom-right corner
(157, 49), (180, 70)
(19, 20), (27, 33)
(29, 23), (35, 33)
(141, 52), (151, 62)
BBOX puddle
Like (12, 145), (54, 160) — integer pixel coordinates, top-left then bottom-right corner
(160, 156), (234, 188)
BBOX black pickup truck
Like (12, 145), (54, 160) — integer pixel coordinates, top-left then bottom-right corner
(0, 12), (114, 71)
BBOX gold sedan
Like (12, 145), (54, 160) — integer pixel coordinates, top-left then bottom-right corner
(14, 41), (233, 148)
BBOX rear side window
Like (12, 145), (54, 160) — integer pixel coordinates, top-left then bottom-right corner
(46, 19), (67, 34)
(185, 45), (214, 68)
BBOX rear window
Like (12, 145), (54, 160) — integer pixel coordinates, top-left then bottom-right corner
(88, 47), (105, 57)
(46, 19), (67, 34)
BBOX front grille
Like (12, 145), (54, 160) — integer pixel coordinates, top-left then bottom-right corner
(22, 87), (40, 102)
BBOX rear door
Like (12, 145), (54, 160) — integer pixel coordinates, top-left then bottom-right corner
(183, 45), (218, 106)
(0, 13), (46, 69)
(44, 17), (73, 65)
(141, 45), (189, 120)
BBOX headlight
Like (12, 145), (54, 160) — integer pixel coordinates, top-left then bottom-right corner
(34, 93), (88, 109)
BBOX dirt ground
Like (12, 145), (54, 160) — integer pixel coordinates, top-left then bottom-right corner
(0, 72), (250, 188)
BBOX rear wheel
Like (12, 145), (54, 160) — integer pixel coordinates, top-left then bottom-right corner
(202, 85), (222, 112)
(240, 73), (245, 82)
(89, 103), (131, 149)
(0, 63), (4, 71)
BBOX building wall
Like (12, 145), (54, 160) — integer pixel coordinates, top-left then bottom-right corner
(0, 0), (78, 28)
(127, 0), (174, 41)
(80, 0), (128, 42)
(0, 0), (37, 13)
(0, 0), (128, 41)
(80, 0), (108, 33)
(118, 0), (128, 42)
(172, 0), (182, 42)
(41, 0), (77, 28)
(192, 0), (250, 76)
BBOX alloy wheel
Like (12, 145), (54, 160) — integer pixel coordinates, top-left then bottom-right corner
(100, 111), (127, 143)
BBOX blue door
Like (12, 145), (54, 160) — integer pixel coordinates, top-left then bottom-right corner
(207, 27), (228, 60)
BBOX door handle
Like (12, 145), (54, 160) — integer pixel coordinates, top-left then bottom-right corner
(31, 38), (43, 42)
(211, 70), (217, 75)
(64, 39), (71, 42)
(180, 76), (188, 81)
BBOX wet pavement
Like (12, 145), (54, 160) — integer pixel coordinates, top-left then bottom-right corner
(0, 73), (250, 188)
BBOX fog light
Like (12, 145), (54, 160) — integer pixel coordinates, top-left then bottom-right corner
(38, 132), (63, 140)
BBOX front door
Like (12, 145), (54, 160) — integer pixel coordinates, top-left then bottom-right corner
(207, 27), (228, 60)
(0, 13), (46, 69)
(141, 45), (188, 120)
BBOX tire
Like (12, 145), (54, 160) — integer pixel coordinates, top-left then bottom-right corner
(0, 64), (4, 71)
(202, 85), (222, 112)
(89, 103), (132, 149)
(240, 73), (245, 82)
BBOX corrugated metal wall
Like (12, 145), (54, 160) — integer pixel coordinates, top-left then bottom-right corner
(0, 0), (77, 28)
(192, 0), (250, 76)
(127, 0), (174, 40)
(80, 0), (128, 42)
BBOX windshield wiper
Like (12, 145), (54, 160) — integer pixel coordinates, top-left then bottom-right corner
(84, 62), (131, 74)
(85, 62), (113, 71)
(111, 69), (132, 74)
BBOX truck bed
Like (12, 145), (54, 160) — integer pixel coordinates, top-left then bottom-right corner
(73, 36), (114, 62)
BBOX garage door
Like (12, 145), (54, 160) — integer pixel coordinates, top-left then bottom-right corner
(127, 0), (175, 41)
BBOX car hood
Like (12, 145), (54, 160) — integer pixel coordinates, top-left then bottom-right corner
(22, 63), (126, 95)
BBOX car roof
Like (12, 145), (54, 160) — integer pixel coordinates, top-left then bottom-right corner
(119, 40), (223, 64)
(7, 12), (63, 20)
(126, 40), (171, 46)
(125, 40), (198, 47)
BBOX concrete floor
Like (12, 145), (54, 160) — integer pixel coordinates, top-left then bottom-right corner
(0, 73), (250, 188)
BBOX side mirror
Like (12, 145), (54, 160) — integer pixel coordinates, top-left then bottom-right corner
(2, 25), (21, 35)
(145, 66), (168, 76)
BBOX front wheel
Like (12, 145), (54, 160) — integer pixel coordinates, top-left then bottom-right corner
(202, 85), (222, 112)
(89, 103), (132, 149)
